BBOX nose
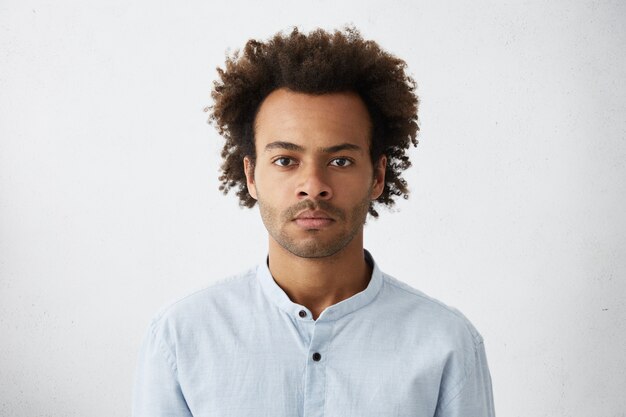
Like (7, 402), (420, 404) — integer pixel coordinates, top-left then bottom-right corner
(296, 164), (333, 200)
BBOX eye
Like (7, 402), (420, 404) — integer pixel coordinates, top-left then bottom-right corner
(273, 157), (297, 167)
(329, 157), (352, 167)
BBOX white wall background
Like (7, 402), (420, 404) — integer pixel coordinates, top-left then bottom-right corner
(1, 0), (625, 416)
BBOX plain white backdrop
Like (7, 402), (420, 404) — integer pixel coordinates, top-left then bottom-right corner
(1, 1), (625, 416)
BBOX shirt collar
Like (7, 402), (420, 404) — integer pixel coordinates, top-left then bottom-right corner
(256, 249), (383, 322)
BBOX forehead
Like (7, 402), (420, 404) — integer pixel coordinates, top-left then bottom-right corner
(253, 88), (372, 150)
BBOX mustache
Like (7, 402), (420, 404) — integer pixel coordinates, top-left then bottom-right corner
(283, 199), (345, 221)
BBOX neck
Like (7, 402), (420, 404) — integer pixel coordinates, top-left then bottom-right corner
(267, 233), (371, 320)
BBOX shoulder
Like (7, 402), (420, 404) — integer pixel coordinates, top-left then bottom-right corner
(379, 273), (484, 349)
(148, 265), (259, 334)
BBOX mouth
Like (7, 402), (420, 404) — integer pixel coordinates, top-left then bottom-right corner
(293, 210), (335, 229)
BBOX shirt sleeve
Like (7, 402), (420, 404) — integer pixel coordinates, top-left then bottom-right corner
(132, 320), (194, 417)
(435, 340), (495, 417)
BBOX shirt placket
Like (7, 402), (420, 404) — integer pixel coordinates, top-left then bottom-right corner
(302, 319), (333, 417)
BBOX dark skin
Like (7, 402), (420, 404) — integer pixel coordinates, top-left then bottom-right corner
(244, 88), (386, 319)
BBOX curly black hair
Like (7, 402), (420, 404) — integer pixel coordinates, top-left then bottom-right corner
(207, 26), (419, 217)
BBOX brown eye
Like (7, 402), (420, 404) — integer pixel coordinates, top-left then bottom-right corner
(273, 157), (295, 167)
(330, 158), (352, 167)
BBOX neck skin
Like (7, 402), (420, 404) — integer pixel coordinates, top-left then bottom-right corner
(267, 230), (372, 320)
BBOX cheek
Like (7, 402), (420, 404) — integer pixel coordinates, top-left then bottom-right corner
(256, 171), (293, 202)
(337, 176), (373, 196)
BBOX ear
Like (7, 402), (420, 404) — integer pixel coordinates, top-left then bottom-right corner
(370, 155), (387, 200)
(243, 156), (258, 200)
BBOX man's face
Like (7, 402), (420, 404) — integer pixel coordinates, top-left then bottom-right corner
(244, 88), (386, 258)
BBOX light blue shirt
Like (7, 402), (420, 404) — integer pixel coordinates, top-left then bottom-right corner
(132, 251), (495, 416)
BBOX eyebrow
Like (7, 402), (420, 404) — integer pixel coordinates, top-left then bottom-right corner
(264, 141), (363, 153)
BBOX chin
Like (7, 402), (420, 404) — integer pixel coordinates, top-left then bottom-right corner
(277, 234), (353, 259)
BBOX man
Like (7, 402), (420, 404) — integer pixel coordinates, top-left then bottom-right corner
(132, 27), (495, 417)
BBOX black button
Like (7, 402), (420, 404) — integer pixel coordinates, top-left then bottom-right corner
(312, 352), (322, 362)
(298, 310), (307, 318)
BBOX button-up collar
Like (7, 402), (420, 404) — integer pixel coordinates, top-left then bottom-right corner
(257, 250), (383, 322)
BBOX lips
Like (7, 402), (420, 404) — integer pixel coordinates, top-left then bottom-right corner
(293, 210), (334, 228)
